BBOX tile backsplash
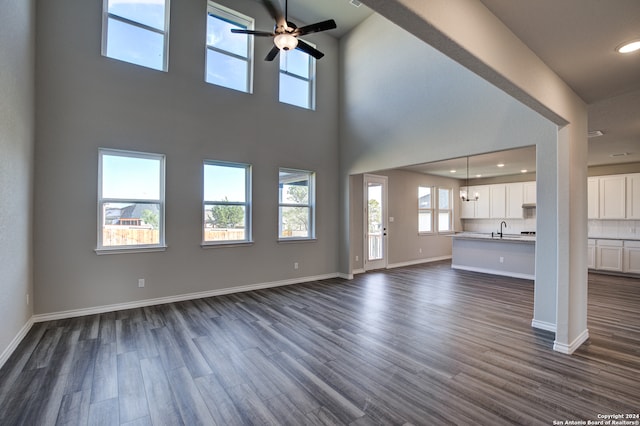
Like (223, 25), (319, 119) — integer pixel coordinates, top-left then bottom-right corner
(462, 217), (537, 234)
(588, 220), (640, 239)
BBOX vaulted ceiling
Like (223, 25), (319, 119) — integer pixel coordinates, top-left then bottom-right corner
(285, 0), (640, 177)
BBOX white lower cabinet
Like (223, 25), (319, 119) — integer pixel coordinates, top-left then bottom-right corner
(587, 239), (596, 269)
(623, 241), (640, 274)
(595, 239), (623, 272)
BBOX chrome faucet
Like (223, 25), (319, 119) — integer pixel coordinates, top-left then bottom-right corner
(499, 221), (507, 238)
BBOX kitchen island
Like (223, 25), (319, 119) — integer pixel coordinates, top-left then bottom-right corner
(451, 232), (535, 280)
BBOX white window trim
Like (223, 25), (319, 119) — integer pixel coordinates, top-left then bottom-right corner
(101, 0), (171, 72)
(96, 148), (167, 254)
(279, 46), (317, 110)
(278, 168), (316, 241)
(437, 187), (454, 234)
(418, 186), (434, 235)
(202, 160), (253, 247)
(206, 2), (255, 93)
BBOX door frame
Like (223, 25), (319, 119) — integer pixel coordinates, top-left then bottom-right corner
(363, 174), (388, 271)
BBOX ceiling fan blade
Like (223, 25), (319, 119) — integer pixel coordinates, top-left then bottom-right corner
(261, 0), (286, 29)
(230, 29), (275, 37)
(295, 19), (337, 36)
(265, 45), (280, 61)
(296, 39), (325, 60)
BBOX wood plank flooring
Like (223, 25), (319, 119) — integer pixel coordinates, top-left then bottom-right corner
(1, 261), (639, 425)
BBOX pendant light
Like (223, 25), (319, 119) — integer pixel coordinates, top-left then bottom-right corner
(460, 156), (479, 202)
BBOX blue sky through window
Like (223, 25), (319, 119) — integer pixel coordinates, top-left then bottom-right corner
(279, 49), (313, 109)
(102, 155), (161, 200)
(108, 0), (165, 30)
(104, 0), (167, 71)
(204, 164), (246, 202)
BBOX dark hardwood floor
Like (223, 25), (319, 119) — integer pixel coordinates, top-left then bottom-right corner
(1, 261), (639, 425)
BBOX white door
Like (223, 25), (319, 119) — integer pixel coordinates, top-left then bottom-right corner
(364, 174), (388, 271)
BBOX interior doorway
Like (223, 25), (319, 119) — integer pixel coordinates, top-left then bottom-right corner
(364, 174), (388, 271)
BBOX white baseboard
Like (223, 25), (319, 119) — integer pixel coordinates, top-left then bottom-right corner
(337, 272), (354, 280)
(451, 264), (535, 281)
(531, 319), (556, 333)
(0, 317), (34, 370)
(387, 255), (451, 269)
(32, 273), (339, 323)
(352, 268), (365, 275)
(553, 328), (589, 354)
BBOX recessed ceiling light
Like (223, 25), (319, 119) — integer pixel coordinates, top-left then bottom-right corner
(616, 39), (640, 54)
(497, 163), (504, 168)
(521, 169), (528, 173)
(450, 169), (456, 173)
(475, 174), (482, 178)
(610, 152), (629, 158)
(588, 130), (604, 138)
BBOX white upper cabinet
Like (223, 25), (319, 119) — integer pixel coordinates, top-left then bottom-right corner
(523, 181), (536, 205)
(505, 182), (524, 219)
(626, 173), (640, 219)
(490, 184), (506, 218)
(475, 185), (490, 218)
(599, 175), (626, 219)
(459, 185), (490, 218)
(588, 177), (599, 219)
(459, 187), (476, 219)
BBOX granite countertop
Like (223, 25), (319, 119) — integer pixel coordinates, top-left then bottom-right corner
(452, 232), (535, 243)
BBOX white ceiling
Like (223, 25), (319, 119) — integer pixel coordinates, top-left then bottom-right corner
(403, 147), (537, 180)
(283, 0), (640, 178)
(272, 0), (374, 38)
(478, 0), (640, 172)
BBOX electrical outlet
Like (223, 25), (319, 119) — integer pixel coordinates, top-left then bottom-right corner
(499, 256), (504, 263)
(138, 278), (145, 288)
(294, 262), (299, 270)
(419, 248), (422, 254)
(355, 255), (359, 262)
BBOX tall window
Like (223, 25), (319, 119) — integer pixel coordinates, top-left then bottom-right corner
(279, 169), (315, 240)
(279, 49), (315, 109)
(97, 149), (166, 252)
(437, 187), (453, 233)
(203, 161), (251, 245)
(418, 186), (433, 233)
(102, 0), (170, 71)
(206, 2), (254, 93)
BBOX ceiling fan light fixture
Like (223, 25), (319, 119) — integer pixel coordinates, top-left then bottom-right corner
(274, 33), (298, 51)
(616, 39), (640, 54)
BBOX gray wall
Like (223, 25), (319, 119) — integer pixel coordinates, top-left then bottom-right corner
(33, 0), (340, 314)
(0, 0), (35, 357)
(338, 13), (557, 272)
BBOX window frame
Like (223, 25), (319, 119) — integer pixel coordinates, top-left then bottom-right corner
(202, 160), (253, 247)
(418, 186), (434, 234)
(101, 0), (171, 72)
(205, 2), (255, 93)
(278, 168), (316, 241)
(279, 47), (316, 110)
(96, 148), (166, 254)
(436, 187), (454, 234)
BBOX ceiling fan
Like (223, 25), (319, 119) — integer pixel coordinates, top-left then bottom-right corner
(230, 0), (337, 61)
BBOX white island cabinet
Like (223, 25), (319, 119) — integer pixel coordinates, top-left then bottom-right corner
(451, 233), (535, 280)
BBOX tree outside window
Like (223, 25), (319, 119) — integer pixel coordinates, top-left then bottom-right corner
(279, 168), (315, 239)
